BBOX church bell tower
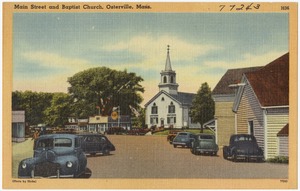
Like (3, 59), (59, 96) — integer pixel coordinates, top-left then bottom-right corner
(158, 45), (179, 95)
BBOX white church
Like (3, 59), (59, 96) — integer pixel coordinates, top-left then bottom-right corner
(144, 46), (200, 129)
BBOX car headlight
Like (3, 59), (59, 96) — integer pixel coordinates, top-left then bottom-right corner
(66, 161), (73, 168)
(21, 163), (27, 169)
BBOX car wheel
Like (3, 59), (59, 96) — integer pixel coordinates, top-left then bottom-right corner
(223, 151), (227, 159)
(103, 148), (110, 155)
(232, 153), (237, 162)
(173, 145), (177, 148)
(90, 153), (96, 157)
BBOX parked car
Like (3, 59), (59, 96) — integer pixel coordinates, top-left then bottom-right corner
(190, 134), (219, 156)
(172, 132), (195, 148)
(18, 134), (87, 178)
(167, 130), (180, 144)
(78, 134), (115, 156)
(223, 134), (264, 162)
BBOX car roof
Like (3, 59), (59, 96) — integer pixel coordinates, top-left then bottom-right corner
(77, 133), (104, 137)
(38, 134), (77, 139)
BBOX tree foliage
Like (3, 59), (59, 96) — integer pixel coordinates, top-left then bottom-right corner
(190, 82), (215, 133)
(12, 91), (53, 125)
(67, 67), (144, 118)
(43, 93), (73, 127)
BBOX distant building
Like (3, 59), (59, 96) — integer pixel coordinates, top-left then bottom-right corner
(108, 115), (131, 130)
(12, 111), (25, 142)
(144, 46), (199, 129)
(88, 115), (108, 133)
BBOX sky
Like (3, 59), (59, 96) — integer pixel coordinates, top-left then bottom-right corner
(13, 12), (289, 106)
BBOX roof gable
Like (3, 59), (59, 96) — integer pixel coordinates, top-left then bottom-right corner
(213, 66), (263, 95)
(144, 91), (195, 107)
(245, 53), (289, 107)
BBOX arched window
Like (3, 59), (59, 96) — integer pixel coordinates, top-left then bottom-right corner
(170, 76), (174, 83)
(151, 103), (158, 114)
(161, 97), (165, 101)
(163, 76), (167, 83)
(168, 102), (175, 113)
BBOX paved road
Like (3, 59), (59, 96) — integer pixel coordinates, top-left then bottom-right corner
(86, 135), (288, 179)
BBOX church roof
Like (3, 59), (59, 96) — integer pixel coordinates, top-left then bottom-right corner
(144, 90), (195, 107)
(170, 92), (195, 105)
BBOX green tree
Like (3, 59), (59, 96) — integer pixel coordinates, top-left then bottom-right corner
(131, 108), (146, 128)
(190, 82), (215, 133)
(67, 67), (144, 118)
(12, 91), (53, 125)
(43, 93), (73, 127)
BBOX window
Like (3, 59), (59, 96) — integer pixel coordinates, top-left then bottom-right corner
(167, 117), (176, 124)
(75, 137), (81, 148)
(170, 76), (174, 83)
(54, 138), (72, 147)
(161, 97), (164, 101)
(248, 121), (254, 135)
(168, 102), (175, 113)
(163, 76), (167, 83)
(151, 103), (158, 114)
(150, 117), (158, 125)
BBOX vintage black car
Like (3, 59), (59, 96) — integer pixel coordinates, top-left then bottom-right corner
(18, 134), (87, 178)
(223, 134), (264, 162)
(172, 132), (195, 148)
(78, 134), (115, 156)
(190, 134), (219, 156)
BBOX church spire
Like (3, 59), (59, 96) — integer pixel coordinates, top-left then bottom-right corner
(165, 45), (172, 71)
(159, 45), (178, 95)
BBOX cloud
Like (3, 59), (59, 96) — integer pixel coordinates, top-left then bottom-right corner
(203, 50), (288, 69)
(102, 34), (221, 71)
(21, 51), (91, 71)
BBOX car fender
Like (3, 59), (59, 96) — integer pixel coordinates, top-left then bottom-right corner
(18, 157), (40, 177)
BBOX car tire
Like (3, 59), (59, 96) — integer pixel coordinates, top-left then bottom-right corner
(223, 151), (227, 159)
(232, 153), (237, 162)
(173, 145), (177, 148)
(103, 148), (110, 155)
(90, 153), (96, 157)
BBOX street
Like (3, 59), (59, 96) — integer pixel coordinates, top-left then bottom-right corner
(12, 134), (288, 179)
(86, 135), (288, 179)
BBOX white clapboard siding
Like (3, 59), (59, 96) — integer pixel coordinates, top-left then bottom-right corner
(266, 114), (289, 159)
(236, 81), (265, 149)
(278, 136), (289, 157)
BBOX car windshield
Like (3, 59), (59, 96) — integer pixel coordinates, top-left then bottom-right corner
(36, 138), (72, 149)
(198, 135), (213, 140)
(234, 136), (253, 142)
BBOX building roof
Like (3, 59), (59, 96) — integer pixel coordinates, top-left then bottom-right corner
(212, 66), (263, 95)
(245, 53), (289, 107)
(144, 90), (195, 107)
(277, 123), (289, 136)
(170, 92), (195, 105)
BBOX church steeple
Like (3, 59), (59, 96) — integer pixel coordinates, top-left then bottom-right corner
(159, 45), (179, 95)
(165, 45), (172, 71)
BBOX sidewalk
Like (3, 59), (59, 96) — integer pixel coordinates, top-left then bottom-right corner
(12, 139), (34, 178)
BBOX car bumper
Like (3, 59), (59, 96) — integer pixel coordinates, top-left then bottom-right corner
(235, 154), (264, 160)
(195, 148), (218, 153)
(173, 142), (190, 146)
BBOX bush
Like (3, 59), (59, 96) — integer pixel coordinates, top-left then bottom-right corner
(267, 156), (289, 164)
